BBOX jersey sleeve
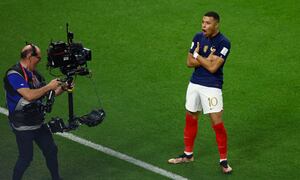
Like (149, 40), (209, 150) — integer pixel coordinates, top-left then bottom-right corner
(214, 39), (231, 61)
(7, 73), (29, 90)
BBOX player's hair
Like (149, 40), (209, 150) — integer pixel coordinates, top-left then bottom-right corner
(204, 11), (220, 22)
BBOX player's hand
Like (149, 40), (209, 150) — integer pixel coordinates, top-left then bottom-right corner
(207, 48), (217, 61)
(194, 42), (200, 53)
(193, 42), (200, 59)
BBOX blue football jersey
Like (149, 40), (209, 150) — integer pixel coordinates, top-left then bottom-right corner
(189, 32), (231, 89)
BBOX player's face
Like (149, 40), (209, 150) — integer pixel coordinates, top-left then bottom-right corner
(202, 16), (219, 38)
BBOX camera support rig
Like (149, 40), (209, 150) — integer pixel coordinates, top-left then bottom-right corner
(46, 23), (105, 133)
(66, 76), (78, 130)
(65, 24), (78, 130)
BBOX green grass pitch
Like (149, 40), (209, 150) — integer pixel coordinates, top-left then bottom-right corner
(0, 0), (299, 179)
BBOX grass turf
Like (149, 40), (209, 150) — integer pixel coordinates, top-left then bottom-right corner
(0, 0), (299, 179)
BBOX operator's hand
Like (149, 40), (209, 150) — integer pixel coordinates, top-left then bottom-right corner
(60, 80), (75, 91)
(66, 80), (75, 89)
(47, 79), (61, 90)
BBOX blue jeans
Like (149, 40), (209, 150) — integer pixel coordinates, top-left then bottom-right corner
(12, 124), (60, 180)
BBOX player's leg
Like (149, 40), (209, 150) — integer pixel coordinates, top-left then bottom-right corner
(168, 82), (202, 164)
(184, 111), (199, 155)
(200, 85), (232, 173)
(35, 125), (61, 180)
(168, 111), (198, 164)
(210, 112), (232, 174)
(12, 129), (34, 180)
(210, 112), (227, 160)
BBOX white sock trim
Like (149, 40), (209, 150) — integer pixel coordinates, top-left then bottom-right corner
(184, 151), (193, 156)
(220, 158), (227, 162)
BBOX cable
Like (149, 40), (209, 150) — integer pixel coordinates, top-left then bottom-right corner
(87, 76), (103, 108)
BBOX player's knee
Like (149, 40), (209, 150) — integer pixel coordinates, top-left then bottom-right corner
(209, 112), (223, 124)
(186, 110), (199, 118)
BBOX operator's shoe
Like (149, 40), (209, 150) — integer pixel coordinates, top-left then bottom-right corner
(168, 153), (194, 164)
(220, 160), (232, 174)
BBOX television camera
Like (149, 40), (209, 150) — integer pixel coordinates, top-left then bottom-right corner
(45, 24), (105, 133)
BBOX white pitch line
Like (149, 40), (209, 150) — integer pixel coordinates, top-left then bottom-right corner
(0, 107), (187, 180)
(57, 132), (187, 180)
(0, 107), (8, 116)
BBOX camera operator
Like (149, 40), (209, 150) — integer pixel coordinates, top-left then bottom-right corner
(3, 44), (66, 180)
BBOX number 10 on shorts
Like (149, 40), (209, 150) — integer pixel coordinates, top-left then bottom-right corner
(208, 97), (218, 108)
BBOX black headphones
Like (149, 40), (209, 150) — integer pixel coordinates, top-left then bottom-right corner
(30, 44), (37, 57)
(20, 42), (37, 58)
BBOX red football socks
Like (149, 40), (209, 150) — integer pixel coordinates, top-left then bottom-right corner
(184, 112), (198, 153)
(213, 122), (227, 160)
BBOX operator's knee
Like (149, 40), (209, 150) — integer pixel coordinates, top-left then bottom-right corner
(43, 144), (58, 159)
(15, 155), (33, 171)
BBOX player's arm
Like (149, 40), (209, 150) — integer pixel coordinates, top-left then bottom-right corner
(187, 52), (223, 72)
(197, 41), (230, 73)
(17, 79), (60, 101)
(195, 54), (224, 73)
(187, 52), (201, 67)
(187, 41), (203, 68)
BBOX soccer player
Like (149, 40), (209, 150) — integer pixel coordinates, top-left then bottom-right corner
(168, 11), (232, 174)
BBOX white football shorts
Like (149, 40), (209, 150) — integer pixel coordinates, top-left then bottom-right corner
(185, 82), (223, 114)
